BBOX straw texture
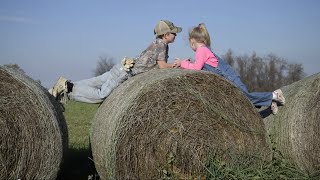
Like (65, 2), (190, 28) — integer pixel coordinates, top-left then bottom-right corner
(91, 69), (271, 179)
(0, 66), (68, 180)
(264, 73), (320, 174)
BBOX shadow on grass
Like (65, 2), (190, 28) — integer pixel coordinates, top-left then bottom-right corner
(57, 146), (99, 180)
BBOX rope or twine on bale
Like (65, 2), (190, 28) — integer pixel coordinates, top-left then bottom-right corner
(264, 73), (320, 174)
(0, 66), (68, 180)
(91, 69), (272, 179)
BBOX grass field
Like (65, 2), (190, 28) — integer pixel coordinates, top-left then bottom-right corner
(58, 101), (100, 180)
(58, 101), (316, 180)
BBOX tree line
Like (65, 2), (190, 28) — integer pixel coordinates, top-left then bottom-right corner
(94, 49), (305, 92)
(222, 49), (305, 91)
(3, 49), (305, 92)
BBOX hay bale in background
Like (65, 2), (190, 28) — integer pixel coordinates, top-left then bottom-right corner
(264, 73), (320, 174)
(0, 66), (68, 179)
(91, 69), (271, 179)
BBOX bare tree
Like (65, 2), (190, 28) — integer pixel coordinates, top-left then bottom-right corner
(222, 49), (235, 67)
(250, 52), (265, 91)
(236, 55), (249, 86)
(265, 54), (287, 91)
(93, 56), (115, 77)
(286, 63), (305, 84)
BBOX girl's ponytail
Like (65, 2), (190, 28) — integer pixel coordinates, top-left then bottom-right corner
(198, 23), (211, 48)
(189, 23), (211, 48)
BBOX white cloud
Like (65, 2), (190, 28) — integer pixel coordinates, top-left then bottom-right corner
(0, 15), (34, 24)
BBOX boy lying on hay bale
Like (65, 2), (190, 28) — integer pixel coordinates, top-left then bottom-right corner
(47, 20), (182, 104)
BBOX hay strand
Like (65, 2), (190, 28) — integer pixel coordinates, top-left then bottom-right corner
(0, 66), (68, 179)
(91, 69), (271, 179)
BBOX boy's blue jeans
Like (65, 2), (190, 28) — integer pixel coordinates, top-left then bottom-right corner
(69, 63), (128, 103)
(202, 54), (272, 107)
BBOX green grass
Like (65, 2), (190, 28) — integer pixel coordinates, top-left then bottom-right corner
(63, 101), (99, 149)
(58, 101), (100, 180)
(205, 151), (313, 180)
(57, 101), (318, 180)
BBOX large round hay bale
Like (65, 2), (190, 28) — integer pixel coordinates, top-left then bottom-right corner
(0, 66), (68, 179)
(263, 73), (320, 173)
(91, 69), (271, 179)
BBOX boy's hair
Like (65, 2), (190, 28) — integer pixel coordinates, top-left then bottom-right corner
(189, 23), (211, 48)
(156, 33), (166, 39)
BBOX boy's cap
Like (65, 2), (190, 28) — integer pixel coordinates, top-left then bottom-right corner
(154, 20), (182, 36)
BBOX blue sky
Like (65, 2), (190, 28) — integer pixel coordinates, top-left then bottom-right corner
(1, 0), (319, 87)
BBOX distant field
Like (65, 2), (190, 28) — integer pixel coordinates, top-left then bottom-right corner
(58, 101), (314, 180)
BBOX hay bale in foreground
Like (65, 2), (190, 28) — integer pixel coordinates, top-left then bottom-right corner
(0, 66), (68, 180)
(263, 73), (320, 173)
(91, 69), (271, 179)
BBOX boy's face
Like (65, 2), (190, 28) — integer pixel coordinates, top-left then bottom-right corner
(164, 33), (176, 44)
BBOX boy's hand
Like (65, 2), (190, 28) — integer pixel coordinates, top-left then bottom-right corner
(121, 56), (135, 71)
(174, 58), (182, 68)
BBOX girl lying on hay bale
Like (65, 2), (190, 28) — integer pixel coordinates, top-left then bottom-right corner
(0, 66), (68, 180)
(174, 23), (285, 114)
(91, 69), (272, 179)
(47, 20), (182, 104)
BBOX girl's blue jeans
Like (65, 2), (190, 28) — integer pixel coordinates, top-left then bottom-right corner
(202, 54), (272, 107)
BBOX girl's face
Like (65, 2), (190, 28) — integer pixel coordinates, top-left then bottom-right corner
(189, 38), (197, 51)
(164, 33), (176, 44)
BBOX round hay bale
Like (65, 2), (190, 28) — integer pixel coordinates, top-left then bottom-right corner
(91, 69), (271, 179)
(263, 73), (320, 173)
(0, 66), (68, 179)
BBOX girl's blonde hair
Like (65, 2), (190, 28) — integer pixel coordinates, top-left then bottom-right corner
(189, 23), (211, 48)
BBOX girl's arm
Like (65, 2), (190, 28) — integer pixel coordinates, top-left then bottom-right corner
(180, 48), (208, 70)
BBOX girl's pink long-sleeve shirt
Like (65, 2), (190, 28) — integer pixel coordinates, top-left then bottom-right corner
(180, 46), (218, 70)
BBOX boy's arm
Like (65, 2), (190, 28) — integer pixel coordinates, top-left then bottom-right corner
(157, 60), (176, 69)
